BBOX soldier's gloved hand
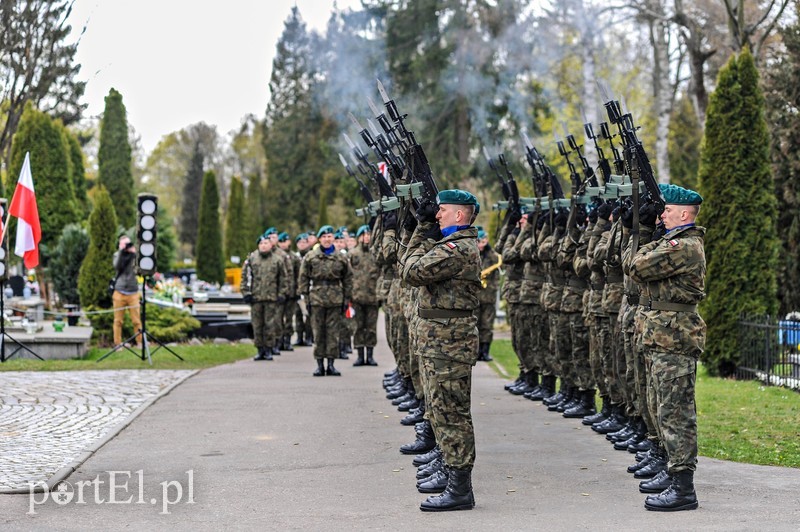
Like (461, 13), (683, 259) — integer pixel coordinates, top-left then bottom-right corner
(620, 204), (634, 229)
(402, 214), (418, 233)
(511, 227), (520, 236)
(415, 200), (439, 224)
(555, 210), (568, 228)
(243, 294), (254, 304)
(639, 203), (659, 226)
(507, 207), (522, 226)
(652, 223), (667, 241)
(423, 225), (443, 241)
(383, 211), (398, 230)
(611, 205), (621, 221)
(597, 202), (613, 221)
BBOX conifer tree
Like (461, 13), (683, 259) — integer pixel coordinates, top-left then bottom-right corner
(667, 94), (702, 191)
(697, 47), (779, 376)
(51, 223), (89, 305)
(224, 176), (249, 262)
(195, 171), (225, 284)
(8, 103), (80, 249)
(78, 186), (118, 308)
(66, 131), (90, 217)
(180, 141), (204, 251)
(764, 6), (800, 316)
(98, 88), (135, 227)
(156, 204), (178, 272)
(245, 173), (268, 242)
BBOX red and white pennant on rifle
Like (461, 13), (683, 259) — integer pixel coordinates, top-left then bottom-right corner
(0, 152), (42, 269)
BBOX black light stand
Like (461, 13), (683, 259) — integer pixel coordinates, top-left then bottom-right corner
(0, 280), (43, 362)
(97, 278), (183, 364)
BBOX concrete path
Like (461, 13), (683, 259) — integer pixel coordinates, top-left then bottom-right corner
(1, 325), (799, 530)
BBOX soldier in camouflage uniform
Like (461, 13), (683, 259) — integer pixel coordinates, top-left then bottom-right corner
(293, 234), (314, 346)
(241, 233), (290, 361)
(264, 227), (294, 353)
(350, 225), (380, 367)
(628, 184), (705, 512)
(334, 230), (356, 359)
(476, 228), (500, 362)
(297, 225), (354, 377)
(278, 232), (300, 351)
(401, 189), (481, 512)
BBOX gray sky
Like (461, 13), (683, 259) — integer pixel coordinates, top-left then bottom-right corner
(68, 0), (363, 153)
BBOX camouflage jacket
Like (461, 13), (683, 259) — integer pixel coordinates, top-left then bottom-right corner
(297, 247), (354, 308)
(585, 220), (610, 316)
(372, 214), (398, 301)
(556, 225), (586, 314)
(401, 223), (480, 312)
(478, 244), (501, 304)
(349, 243), (380, 305)
(274, 248), (296, 297)
(520, 219), (545, 305)
(595, 220), (624, 315)
(240, 249), (290, 303)
(500, 225), (525, 304)
(628, 225), (707, 357)
(538, 224), (565, 311)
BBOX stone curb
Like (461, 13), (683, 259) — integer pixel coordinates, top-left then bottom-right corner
(0, 370), (198, 495)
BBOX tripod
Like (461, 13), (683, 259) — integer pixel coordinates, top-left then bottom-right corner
(0, 280), (43, 362)
(98, 279), (183, 364)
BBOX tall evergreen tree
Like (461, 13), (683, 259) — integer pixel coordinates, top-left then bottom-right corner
(195, 171), (225, 285)
(8, 103), (80, 250)
(78, 186), (118, 309)
(50, 223), (89, 305)
(65, 129), (90, 217)
(224, 176), (249, 262)
(667, 94), (702, 191)
(764, 5), (800, 316)
(245, 173), (268, 242)
(156, 204), (178, 272)
(180, 141), (204, 252)
(98, 88), (135, 227)
(697, 47), (779, 376)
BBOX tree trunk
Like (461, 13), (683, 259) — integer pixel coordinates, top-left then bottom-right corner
(647, 0), (673, 183)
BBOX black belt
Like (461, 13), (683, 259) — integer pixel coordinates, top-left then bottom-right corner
(606, 275), (624, 283)
(591, 283), (605, 291)
(418, 308), (473, 319)
(648, 300), (697, 313)
(313, 279), (340, 286)
(568, 278), (588, 289)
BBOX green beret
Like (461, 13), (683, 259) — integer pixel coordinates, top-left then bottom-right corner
(337, 225), (349, 234)
(295, 233), (308, 242)
(437, 189), (478, 207)
(257, 234), (268, 244)
(278, 232), (290, 242)
(334, 231), (345, 240)
(263, 227), (277, 237)
(317, 225), (335, 238)
(658, 183), (703, 205)
(356, 224), (370, 237)
(477, 230), (487, 239)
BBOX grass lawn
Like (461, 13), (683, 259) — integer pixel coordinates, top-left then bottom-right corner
(489, 339), (800, 468)
(0, 342), (256, 371)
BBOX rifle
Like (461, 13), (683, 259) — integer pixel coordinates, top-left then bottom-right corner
(339, 152), (374, 205)
(556, 128), (581, 230)
(497, 152), (520, 213)
(376, 79), (439, 204)
(342, 132), (395, 200)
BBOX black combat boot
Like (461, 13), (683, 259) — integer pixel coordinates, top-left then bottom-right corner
(419, 468), (475, 512)
(345, 339), (353, 354)
(401, 402), (426, 426)
(639, 469), (672, 493)
(548, 385), (573, 411)
(634, 447), (668, 479)
(412, 445), (441, 467)
(398, 396), (420, 412)
(282, 334), (294, 351)
(293, 331), (305, 346)
(326, 358), (341, 376)
(387, 381), (409, 400)
(302, 331), (314, 346)
(479, 342), (493, 361)
(400, 421), (436, 455)
(629, 437), (653, 454)
(253, 347), (267, 361)
(543, 380), (567, 406)
(366, 347), (378, 366)
(644, 470), (698, 512)
(510, 371), (538, 395)
(556, 387), (580, 412)
(353, 347), (366, 367)
(313, 358), (325, 377)
(583, 395), (610, 425)
(607, 418), (636, 442)
(272, 339), (281, 356)
(417, 465), (449, 493)
(564, 389), (596, 418)
(592, 405), (626, 434)
(417, 456), (444, 479)
(529, 375), (555, 401)
(615, 418), (646, 450)
(628, 449), (655, 473)
(504, 372), (524, 391)
(384, 367), (399, 379)
(392, 389), (415, 406)
(338, 341), (349, 360)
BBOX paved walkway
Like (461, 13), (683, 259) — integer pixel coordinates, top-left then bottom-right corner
(1, 325), (799, 529)
(0, 370), (194, 492)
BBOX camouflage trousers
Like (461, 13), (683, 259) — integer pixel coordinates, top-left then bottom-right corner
(620, 303), (640, 417)
(311, 306), (342, 360)
(417, 315), (479, 470)
(508, 303), (537, 373)
(282, 298), (298, 337)
(296, 301), (312, 340)
(609, 311), (630, 410)
(405, 300), (423, 401)
(551, 312), (572, 382)
(251, 301), (282, 348)
(530, 303), (549, 373)
(633, 329), (658, 440)
(353, 303), (379, 348)
(476, 301), (496, 344)
(646, 351), (698, 474)
(598, 315), (622, 404)
(569, 312), (591, 391)
(341, 312), (357, 345)
(587, 316), (607, 396)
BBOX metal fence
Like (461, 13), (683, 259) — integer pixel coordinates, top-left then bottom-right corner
(737, 315), (800, 390)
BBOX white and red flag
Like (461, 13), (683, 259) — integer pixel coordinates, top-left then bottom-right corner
(8, 152), (41, 269)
